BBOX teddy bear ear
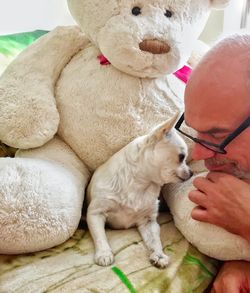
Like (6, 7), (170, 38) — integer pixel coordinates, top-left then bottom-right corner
(211, 0), (231, 9)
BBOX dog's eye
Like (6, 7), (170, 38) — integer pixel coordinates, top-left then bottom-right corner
(179, 154), (185, 163)
(132, 6), (141, 16)
(165, 9), (173, 18)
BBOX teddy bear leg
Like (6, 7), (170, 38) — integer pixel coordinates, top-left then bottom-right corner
(163, 168), (250, 261)
(162, 165), (209, 254)
(0, 136), (90, 254)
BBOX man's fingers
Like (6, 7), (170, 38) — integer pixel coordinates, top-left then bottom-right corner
(206, 171), (223, 183)
(206, 171), (236, 184)
(192, 176), (213, 194)
(191, 206), (209, 222)
(188, 190), (207, 208)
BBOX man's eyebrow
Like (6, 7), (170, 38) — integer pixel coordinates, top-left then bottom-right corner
(199, 128), (229, 134)
(185, 121), (229, 134)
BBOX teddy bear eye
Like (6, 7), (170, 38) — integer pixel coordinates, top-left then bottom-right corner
(165, 9), (173, 18)
(132, 6), (141, 16)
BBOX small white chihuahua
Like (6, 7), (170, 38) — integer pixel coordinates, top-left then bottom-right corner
(87, 115), (192, 268)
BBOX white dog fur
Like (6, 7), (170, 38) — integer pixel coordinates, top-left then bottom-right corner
(87, 115), (192, 268)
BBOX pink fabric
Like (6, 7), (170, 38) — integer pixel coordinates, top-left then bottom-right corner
(173, 65), (192, 84)
(98, 55), (111, 65)
(98, 54), (192, 84)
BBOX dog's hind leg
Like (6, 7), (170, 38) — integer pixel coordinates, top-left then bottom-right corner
(87, 201), (114, 266)
(138, 219), (170, 269)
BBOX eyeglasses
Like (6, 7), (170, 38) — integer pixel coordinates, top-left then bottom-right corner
(175, 113), (250, 154)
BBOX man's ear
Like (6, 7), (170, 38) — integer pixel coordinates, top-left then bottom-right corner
(211, 0), (231, 9)
(147, 113), (179, 144)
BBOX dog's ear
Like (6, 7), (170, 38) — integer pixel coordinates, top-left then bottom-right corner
(146, 113), (179, 144)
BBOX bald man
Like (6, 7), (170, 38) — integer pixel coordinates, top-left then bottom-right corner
(175, 34), (250, 292)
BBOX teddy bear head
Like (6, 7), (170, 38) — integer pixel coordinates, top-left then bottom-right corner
(68, 0), (231, 78)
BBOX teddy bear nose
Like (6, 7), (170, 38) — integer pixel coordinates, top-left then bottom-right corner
(139, 39), (170, 54)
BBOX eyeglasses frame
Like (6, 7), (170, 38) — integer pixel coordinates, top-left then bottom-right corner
(175, 113), (250, 154)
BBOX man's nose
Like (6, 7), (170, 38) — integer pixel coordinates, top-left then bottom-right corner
(191, 143), (216, 161)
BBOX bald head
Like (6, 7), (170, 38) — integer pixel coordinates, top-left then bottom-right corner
(185, 34), (250, 131)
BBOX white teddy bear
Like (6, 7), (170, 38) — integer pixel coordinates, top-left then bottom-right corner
(1, 0), (247, 261)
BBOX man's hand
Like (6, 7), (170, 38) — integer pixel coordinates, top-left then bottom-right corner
(188, 172), (250, 242)
(211, 261), (250, 293)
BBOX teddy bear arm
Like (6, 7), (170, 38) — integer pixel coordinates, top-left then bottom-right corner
(0, 26), (90, 149)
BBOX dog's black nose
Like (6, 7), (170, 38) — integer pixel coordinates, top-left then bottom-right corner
(189, 170), (194, 178)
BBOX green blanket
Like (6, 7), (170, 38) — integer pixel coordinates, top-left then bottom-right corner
(0, 30), (47, 75)
(0, 31), (218, 293)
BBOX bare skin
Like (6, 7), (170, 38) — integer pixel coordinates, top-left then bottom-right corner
(184, 34), (250, 292)
(211, 261), (250, 293)
(189, 173), (250, 242)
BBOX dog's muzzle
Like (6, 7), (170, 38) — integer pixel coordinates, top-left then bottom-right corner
(178, 169), (193, 181)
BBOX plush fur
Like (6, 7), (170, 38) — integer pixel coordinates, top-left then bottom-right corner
(0, 137), (89, 254)
(0, 0), (239, 257)
(87, 116), (192, 267)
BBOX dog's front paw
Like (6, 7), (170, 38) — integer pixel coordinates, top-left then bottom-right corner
(95, 250), (114, 266)
(149, 252), (170, 269)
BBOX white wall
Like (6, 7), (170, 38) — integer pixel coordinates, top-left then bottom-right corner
(223, 0), (245, 33)
(200, 0), (250, 45)
(199, 10), (224, 45)
(0, 0), (75, 34)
